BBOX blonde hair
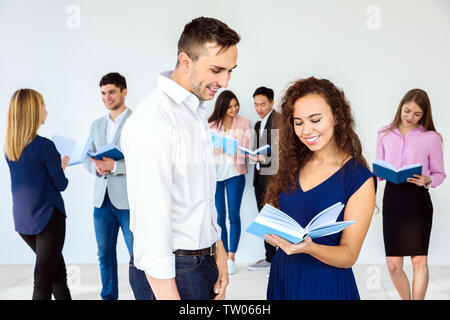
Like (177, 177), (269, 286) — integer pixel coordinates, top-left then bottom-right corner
(4, 89), (43, 161)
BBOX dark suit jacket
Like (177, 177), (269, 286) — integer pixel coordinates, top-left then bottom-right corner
(6, 135), (68, 235)
(253, 110), (279, 189)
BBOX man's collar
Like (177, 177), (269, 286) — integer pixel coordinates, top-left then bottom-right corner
(261, 109), (274, 123)
(107, 106), (128, 122)
(158, 70), (202, 112)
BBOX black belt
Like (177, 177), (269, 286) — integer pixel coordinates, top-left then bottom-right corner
(173, 243), (216, 256)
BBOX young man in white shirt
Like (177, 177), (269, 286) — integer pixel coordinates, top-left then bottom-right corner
(84, 73), (151, 299)
(121, 17), (240, 300)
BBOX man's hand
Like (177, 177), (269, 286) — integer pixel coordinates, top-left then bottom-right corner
(91, 157), (115, 175)
(213, 240), (229, 300)
(146, 275), (181, 300)
(61, 156), (70, 171)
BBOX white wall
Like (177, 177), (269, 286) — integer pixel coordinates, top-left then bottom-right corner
(0, 0), (449, 265)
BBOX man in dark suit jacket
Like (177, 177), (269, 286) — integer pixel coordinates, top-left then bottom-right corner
(248, 87), (279, 271)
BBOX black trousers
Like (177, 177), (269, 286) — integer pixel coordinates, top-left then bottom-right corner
(19, 208), (72, 300)
(254, 175), (276, 263)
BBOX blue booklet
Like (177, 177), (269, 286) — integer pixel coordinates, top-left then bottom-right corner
(210, 131), (238, 155)
(88, 143), (124, 161)
(373, 159), (422, 184)
(238, 144), (270, 156)
(246, 202), (353, 244)
(51, 135), (93, 166)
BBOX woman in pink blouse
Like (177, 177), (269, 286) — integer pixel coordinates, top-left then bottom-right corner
(208, 90), (252, 275)
(376, 88), (446, 300)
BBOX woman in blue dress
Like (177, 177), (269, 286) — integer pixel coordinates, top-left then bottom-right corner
(264, 77), (376, 300)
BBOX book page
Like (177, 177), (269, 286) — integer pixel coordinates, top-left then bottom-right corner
(374, 159), (396, 171)
(256, 145), (270, 153)
(256, 204), (305, 238)
(399, 163), (422, 171)
(305, 202), (345, 233)
(307, 221), (354, 239)
(95, 143), (119, 155)
(262, 204), (303, 228)
(254, 215), (304, 240)
(51, 135), (75, 159)
(238, 144), (270, 155)
(237, 146), (251, 154)
(69, 136), (92, 165)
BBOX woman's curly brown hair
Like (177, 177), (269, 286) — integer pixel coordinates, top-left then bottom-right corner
(264, 77), (368, 208)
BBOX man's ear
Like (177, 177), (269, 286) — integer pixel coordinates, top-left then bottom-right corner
(177, 52), (192, 73)
(121, 88), (128, 98)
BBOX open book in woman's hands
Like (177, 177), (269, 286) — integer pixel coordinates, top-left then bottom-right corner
(245, 202), (354, 244)
(372, 159), (422, 184)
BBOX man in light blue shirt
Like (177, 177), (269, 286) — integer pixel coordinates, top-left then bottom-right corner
(85, 72), (151, 300)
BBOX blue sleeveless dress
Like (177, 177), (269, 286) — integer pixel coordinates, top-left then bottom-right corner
(267, 158), (375, 300)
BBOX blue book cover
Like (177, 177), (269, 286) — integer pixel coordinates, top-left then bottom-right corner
(373, 159), (422, 184)
(88, 143), (124, 161)
(245, 202), (354, 244)
(210, 131), (238, 155)
(51, 135), (93, 166)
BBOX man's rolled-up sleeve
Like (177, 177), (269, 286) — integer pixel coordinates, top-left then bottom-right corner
(122, 118), (176, 279)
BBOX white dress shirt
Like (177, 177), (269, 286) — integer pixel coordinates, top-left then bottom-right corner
(120, 71), (221, 279)
(256, 109), (273, 170)
(106, 107), (129, 173)
(259, 109), (273, 138)
(106, 107), (129, 143)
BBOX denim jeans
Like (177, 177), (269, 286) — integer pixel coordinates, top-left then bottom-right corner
(94, 191), (151, 300)
(215, 174), (245, 253)
(129, 255), (154, 300)
(135, 255), (218, 300)
(175, 255), (219, 299)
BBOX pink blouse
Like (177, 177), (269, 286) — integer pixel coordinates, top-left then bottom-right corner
(376, 125), (446, 188)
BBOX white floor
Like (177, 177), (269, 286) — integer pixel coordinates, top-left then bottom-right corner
(0, 263), (449, 300)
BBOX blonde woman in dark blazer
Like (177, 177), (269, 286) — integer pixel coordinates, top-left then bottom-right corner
(4, 89), (71, 300)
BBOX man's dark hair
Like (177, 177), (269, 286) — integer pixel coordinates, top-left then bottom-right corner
(99, 72), (127, 91)
(253, 86), (274, 102)
(177, 17), (240, 65)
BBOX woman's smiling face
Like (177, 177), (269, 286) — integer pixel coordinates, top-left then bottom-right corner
(293, 93), (336, 152)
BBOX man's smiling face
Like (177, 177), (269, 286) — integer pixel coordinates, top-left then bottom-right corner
(187, 42), (238, 101)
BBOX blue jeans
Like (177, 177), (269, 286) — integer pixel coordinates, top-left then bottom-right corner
(94, 191), (151, 300)
(144, 255), (219, 300)
(215, 174), (245, 253)
(175, 255), (219, 299)
(129, 255), (154, 300)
